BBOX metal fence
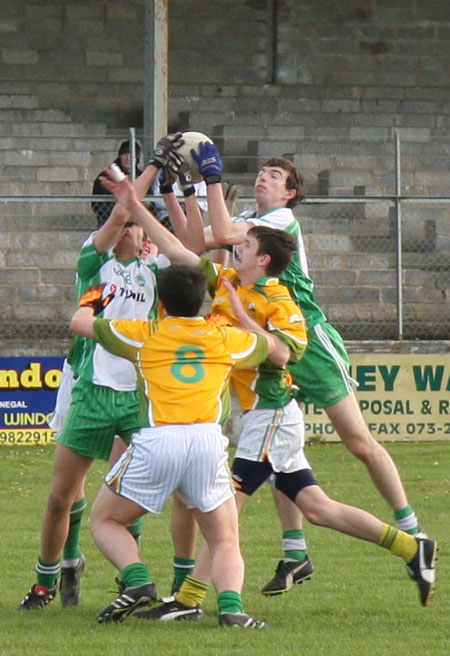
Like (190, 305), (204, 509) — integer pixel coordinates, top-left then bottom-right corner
(0, 132), (449, 342)
(300, 196), (449, 340)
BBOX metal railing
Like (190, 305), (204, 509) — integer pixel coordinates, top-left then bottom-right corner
(0, 131), (449, 341)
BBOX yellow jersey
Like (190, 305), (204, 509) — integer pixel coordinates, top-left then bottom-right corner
(201, 258), (308, 410)
(93, 314), (268, 426)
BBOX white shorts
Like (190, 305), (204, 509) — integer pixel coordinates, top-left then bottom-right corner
(104, 423), (234, 514)
(235, 399), (311, 473)
(48, 360), (79, 434)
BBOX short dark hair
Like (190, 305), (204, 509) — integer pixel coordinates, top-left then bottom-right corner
(157, 264), (206, 317)
(248, 225), (296, 276)
(118, 140), (142, 159)
(261, 157), (306, 208)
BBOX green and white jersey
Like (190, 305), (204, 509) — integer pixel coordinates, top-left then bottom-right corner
(71, 232), (170, 391)
(234, 207), (327, 328)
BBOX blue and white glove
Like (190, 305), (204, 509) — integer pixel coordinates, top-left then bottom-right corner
(191, 142), (223, 185)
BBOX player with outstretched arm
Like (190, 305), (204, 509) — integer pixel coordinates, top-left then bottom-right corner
(70, 263), (287, 627)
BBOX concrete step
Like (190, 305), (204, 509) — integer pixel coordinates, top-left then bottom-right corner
(0, 94), (40, 109)
(0, 180), (93, 196)
(0, 213), (94, 231)
(0, 108), (74, 123)
(211, 125), (255, 174)
(7, 121), (107, 138)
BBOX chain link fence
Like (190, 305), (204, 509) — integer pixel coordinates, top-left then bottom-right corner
(1, 132), (449, 342)
(300, 197), (450, 339)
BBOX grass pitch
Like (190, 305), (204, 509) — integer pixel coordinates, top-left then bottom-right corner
(1, 441), (448, 656)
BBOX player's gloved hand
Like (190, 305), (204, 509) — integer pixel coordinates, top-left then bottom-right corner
(191, 142), (223, 185)
(167, 152), (195, 197)
(159, 166), (176, 194)
(79, 283), (115, 316)
(147, 132), (184, 169)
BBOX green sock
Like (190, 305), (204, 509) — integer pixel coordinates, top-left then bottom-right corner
(173, 556), (196, 587)
(217, 590), (243, 614)
(121, 562), (152, 588)
(394, 506), (419, 535)
(36, 558), (60, 588)
(283, 529), (308, 561)
(127, 516), (144, 546)
(63, 498), (87, 561)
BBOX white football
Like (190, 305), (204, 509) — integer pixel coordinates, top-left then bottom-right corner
(174, 131), (214, 183)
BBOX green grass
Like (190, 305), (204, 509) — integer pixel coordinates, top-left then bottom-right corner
(1, 441), (448, 656)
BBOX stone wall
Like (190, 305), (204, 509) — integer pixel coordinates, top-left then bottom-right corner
(2, 1), (450, 131)
(2, 2), (450, 166)
(2, 0), (450, 194)
(1, 0), (147, 127)
(1, 0), (450, 346)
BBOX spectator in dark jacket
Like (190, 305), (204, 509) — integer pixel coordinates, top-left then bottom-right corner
(92, 139), (190, 231)
(92, 140), (158, 227)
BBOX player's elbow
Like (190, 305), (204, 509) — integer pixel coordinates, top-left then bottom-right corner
(70, 313), (94, 339)
(270, 352), (290, 368)
(269, 339), (291, 367)
(266, 338), (290, 367)
(213, 230), (238, 246)
(170, 246), (200, 267)
(70, 315), (84, 336)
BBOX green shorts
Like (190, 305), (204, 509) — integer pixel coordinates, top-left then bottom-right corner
(57, 378), (141, 460)
(289, 322), (356, 408)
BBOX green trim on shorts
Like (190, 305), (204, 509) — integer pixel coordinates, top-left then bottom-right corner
(57, 378), (141, 460)
(289, 322), (354, 408)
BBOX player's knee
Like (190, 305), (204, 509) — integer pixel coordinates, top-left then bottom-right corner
(210, 531), (239, 554)
(301, 506), (327, 526)
(341, 432), (377, 462)
(90, 496), (108, 527)
(299, 495), (335, 527)
(89, 504), (113, 542)
(89, 512), (101, 540)
(46, 492), (73, 515)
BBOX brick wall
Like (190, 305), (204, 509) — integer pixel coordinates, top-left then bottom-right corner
(1, 0), (450, 346)
(2, 1), (450, 129)
(3, 1), (450, 191)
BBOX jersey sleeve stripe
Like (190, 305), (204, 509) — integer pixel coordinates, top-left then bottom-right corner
(109, 322), (145, 348)
(230, 332), (258, 359)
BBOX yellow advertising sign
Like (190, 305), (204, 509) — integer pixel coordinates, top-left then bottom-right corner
(0, 428), (57, 446)
(0, 356), (63, 446)
(303, 353), (450, 442)
(1, 353), (449, 445)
